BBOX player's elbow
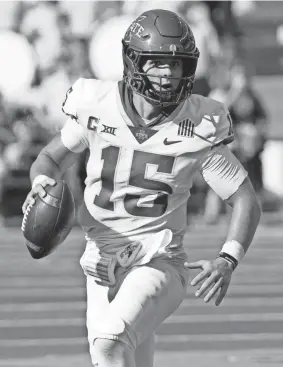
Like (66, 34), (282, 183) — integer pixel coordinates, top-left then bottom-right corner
(226, 178), (262, 222)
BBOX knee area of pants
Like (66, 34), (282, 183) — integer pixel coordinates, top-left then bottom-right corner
(88, 314), (135, 353)
(90, 312), (126, 338)
(93, 338), (129, 359)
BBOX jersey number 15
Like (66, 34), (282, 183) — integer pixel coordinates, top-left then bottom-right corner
(94, 146), (175, 218)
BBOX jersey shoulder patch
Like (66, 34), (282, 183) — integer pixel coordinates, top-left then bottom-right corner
(186, 94), (234, 147)
(62, 78), (117, 125)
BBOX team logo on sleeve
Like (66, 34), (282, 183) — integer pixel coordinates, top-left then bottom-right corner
(87, 116), (100, 131)
(101, 124), (117, 136)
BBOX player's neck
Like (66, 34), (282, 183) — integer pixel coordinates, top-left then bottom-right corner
(132, 92), (162, 120)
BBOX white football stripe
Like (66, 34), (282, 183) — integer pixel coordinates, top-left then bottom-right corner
(1, 333), (283, 348)
(0, 338), (85, 347)
(0, 287), (86, 297)
(2, 312), (283, 327)
(0, 277), (81, 287)
(0, 318), (84, 327)
(1, 296), (283, 313)
(0, 283), (283, 297)
(165, 312), (283, 323)
(0, 286), (281, 300)
(181, 297), (283, 307)
(156, 333), (283, 342)
(0, 302), (85, 312)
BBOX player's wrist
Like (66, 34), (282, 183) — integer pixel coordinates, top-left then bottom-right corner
(217, 240), (245, 271)
(216, 255), (235, 271)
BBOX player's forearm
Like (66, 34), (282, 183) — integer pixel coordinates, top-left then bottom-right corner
(225, 181), (261, 254)
(29, 152), (63, 184)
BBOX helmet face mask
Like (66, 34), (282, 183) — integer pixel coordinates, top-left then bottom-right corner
(122, 9), (200, 107)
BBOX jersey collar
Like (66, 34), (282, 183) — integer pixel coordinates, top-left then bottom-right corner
(117, 81), (185, 128)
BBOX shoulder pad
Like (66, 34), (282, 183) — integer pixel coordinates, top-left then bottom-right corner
(187, 95), (234, 147)
(62, 78), (115, 122)
(212, 108), (234, 147)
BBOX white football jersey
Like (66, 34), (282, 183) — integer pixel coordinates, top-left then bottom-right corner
(61, 78), (247, 253)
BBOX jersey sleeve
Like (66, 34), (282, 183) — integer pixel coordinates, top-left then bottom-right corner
(62, 78), (84, 121)
(60, 118), (89, 153)
(200, 145), (248, 200)
(211, 106), (234, 147)
(61, 78), (90, 152)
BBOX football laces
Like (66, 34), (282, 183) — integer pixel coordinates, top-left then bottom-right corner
(21, 202), (34, 232)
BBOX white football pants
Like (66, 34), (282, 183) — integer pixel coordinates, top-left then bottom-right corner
(85, 256), (188, 367)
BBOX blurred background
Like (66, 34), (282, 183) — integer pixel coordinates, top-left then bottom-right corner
(0, 0), (283, 224)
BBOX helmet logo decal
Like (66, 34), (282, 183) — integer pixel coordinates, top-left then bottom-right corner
(136, 15), (147, 22)
(129, 20), (145, 39)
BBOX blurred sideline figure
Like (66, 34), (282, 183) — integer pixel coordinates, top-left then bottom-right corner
(22, 9), (261, 367)
(204, 50), (270, 223)
(179, 1), (221, 97)
(20, 1), (62, 73)
(0, 3), (95, 217)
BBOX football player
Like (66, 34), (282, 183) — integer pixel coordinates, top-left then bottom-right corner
(22, 9), (261, 367)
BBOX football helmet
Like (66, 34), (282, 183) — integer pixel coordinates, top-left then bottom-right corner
(122, 9), (199, 106)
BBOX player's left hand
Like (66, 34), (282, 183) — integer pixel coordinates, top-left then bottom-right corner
(184, 258), (234, 306)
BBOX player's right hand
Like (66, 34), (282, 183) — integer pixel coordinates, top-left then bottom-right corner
(22, 176), (56, 214)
